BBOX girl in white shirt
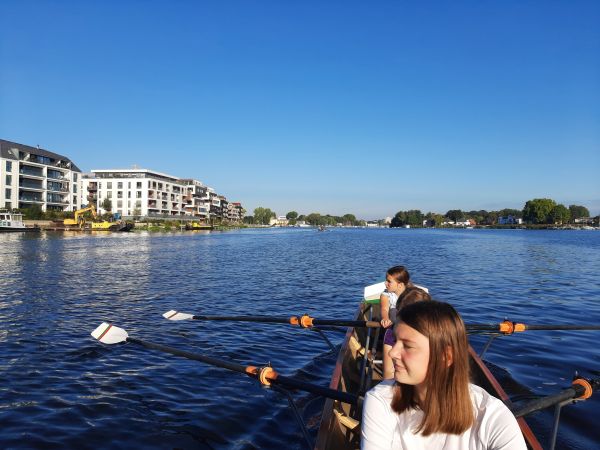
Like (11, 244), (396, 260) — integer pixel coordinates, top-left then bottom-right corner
(362, 301), (527, 450)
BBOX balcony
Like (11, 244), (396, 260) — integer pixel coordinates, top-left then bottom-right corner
(47, 170), (66, 180)
(47, 194), (69, 204)
(47, 182), (69, 193)
(19, 167), (44, 178)
(19, 180), (44, 191)
(19, 194), (44, 203)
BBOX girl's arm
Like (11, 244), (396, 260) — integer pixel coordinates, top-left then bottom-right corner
(379, 293), (392, 328)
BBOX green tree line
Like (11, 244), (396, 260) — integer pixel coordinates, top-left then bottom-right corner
(390, 200), (592, 227)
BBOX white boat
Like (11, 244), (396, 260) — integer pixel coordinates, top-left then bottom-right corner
(0, 210), (39, 232)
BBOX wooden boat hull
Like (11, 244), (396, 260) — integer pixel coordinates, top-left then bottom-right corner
(315, 301), (542, 450)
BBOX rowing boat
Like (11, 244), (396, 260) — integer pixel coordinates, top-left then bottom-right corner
(314, 299), (543, 449)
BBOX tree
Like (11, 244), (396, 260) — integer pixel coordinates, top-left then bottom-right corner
(522, 198), (556, 224)
(549, 204), (570, 224)
(101, 198), (113, 213)
(253, 207), (275, 225)
(286, 211), (298, 225)
(342, 214), (356, 226)
(568, 205), (590, 221)
(243, 215), (254, 224)
(22, 204), (43, 220)
(305, 213), (322, 225)
(445, 210), (464, 223)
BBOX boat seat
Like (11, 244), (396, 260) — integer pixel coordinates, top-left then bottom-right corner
(334, 409), (360, 431)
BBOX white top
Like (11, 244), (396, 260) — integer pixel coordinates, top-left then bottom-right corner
(381, 291), (399, 314)
(361, 380), (527, 450)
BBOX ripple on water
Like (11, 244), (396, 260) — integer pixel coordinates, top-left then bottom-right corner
(0, 228), (599, 449)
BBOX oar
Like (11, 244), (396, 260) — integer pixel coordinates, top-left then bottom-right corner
(512, 376), (600, 418)
(91, 322), (358, 405)
(466, 321), (600, 334)
(164, 311), (600, 334)
(163, 310), (381, 328)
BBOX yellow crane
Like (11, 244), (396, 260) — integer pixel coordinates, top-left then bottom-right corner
(63, 205), (97, 228)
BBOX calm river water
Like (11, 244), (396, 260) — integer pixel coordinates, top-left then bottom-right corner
(1, 228), (599, 449)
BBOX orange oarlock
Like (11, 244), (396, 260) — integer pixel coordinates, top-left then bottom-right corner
(299, 315), (314, 328)
(289, 316), (299, 326)
(258, 366), (278, 386)
(499, 320), (515, 335)
(572, 378), (593, 400)
(514, 323), (526, 332)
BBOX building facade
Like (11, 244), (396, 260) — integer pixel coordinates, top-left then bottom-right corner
(0, 139), (82, 212)
(83, 169), (187, 218)
(83, 169), (244, 222)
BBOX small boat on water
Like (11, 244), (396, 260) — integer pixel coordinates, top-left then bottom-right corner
(315, 298), (543, 449)
(0, 210), (39, 232)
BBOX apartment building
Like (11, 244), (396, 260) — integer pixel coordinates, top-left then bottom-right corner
(180, 179), (211, 221)
(83, 170), (244, 222)
(0, 139), (82, 212)
(83, 169), (187, 217)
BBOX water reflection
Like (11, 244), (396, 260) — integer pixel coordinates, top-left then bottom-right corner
(0, 229), (599, 449)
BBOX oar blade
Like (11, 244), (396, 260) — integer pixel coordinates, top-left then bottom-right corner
(162, 310), (194, 321)
(91, 322), (128, 344)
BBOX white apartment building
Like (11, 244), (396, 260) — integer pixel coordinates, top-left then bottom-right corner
(83, 169), (187, 217)
(180, 179), (211, 221)
(0, 139), (82, 212)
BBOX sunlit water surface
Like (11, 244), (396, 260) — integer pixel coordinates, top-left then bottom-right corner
(0, 228), (599, 449)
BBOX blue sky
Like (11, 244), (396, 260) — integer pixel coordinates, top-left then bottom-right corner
(1, 1), (599, 219)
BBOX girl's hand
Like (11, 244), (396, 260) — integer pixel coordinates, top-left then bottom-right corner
(381, 319), (392, 328)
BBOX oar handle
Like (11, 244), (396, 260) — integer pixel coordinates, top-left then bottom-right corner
(312, 319), (381, 328)
(467, 321), (600, 334)
(512, 377), (600, 418)
(191, 314), (381, 329)
(126, 337), (358, 404)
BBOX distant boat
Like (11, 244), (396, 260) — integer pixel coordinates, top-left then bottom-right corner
(0, 210), (39, 232)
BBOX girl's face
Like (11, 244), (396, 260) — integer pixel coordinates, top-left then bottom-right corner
(389, 322), (430, 388)
(385, 274), (406, 295)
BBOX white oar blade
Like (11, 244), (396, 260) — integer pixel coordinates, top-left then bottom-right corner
(91, 322), (129, 344)
(364, 282), (385, 301)
(162, 310), (194, 321)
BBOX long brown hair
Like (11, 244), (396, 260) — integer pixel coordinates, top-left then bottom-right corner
(390, 301), (473, 435)
(387, 265), (411, 285)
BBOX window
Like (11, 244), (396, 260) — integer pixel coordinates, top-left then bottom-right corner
(128, 191), (131, 198)
(99, 182), (102, 189)
(128, 182), (131, 189)
(5, 175), (12, 185)
(117, 182), (123, 189)
(107, 182), (112, 189)
(6, 161), (12, 172)
(127, 201), (131, 208)
(73, 195), (77, 205)
(136, 191), (142, 198)
(117, 201), (123, 208)
(136, 182), (142, 189)
(73, 173), (78, 182)
(73, 184), (77, 193)
(5, 188), (11, 199)
(117, 191), (123, 199)
(107, 191), (113, 198)
(5, 202), (11, 209)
